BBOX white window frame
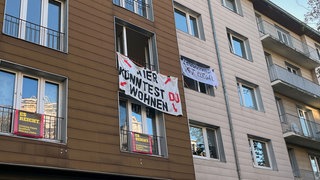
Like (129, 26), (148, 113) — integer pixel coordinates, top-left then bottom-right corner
(315, 44), (320, 60)
(113, 0), (153, 20)
(174, 7), (201, 39)
(227, 31), (251, 60)
(309, 155), (320, 180)
(248, 137), (272, 169)
(237, 80), (262, 110)
(222, 0), (242, 14)
(276, 26), (292, 47)
(119, 96), (166, 157)
(115, 19), (158, 71)
(189, 124), (220, 160)
(0, 65), (67, 143)
(3, 0), (66, 51)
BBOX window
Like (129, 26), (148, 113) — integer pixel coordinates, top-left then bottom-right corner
(113, 0), (153, 20)
(275, 97), (286, 123)
(182, 57), (214, 96)
(222, 0), (242, 14)
(248, 137), (272, 168)
(189, 122), (224, 160)
(285, 62), (300, 76)
(3, 0), (66, 51)
(288, 148), (300, 177)
(0, 62), (67, 143)
(237, 78), (263, 110)
(227, 30), (252, 60)
(174, 4), (203, 39)
(255, 14), (264, 33)
(115, 19), (158, 71)
(119, 95), (167, 157)
(276, 26), (292, 47)
(315, 44), (320, 60)
(310, 155), (320, 180)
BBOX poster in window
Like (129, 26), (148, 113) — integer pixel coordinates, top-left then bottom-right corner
(13, 110), (44, 138)
(132, 132), (152, 154)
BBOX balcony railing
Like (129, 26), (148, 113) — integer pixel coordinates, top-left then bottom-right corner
(113, 0), (152, 20)
(268, 64), (320, 98)
(280, 113), (320, 142)
(0, 106), (63, 142)
(120, 129), (165, 156)
(257, 20), (320, 63)
(3, 14), (65, 52)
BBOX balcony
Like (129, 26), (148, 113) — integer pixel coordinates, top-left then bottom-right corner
(0, 106), (63, 142)
(281, 113), (320, 150)
(3, 14), (65, 52)
(268, 64), (320, 108)
(258, 20), (320, 69)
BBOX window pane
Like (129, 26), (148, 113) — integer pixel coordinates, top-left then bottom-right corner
(113, 0), (120, 5)
(25, 0), (41, 43)
(184, 76), (198, 91)
(21, 77), (38, 113)
(5, 0), (21, 18)
(189, 16), (199, 37)
(242, 85), (257, 109)
(131, 103), (142, 133)
(190, 126), (205, 157)
(47, 0), (61, 50)
(137, 0), (147, 17)
(232, 37), (246, 58)
(146, 107), (156, 135)
(0, 71), (15, 107)
(174, 9), (188, 33)
(237, 83), (243, 106)
(44, 82), (59, 116)
(207, 129), (218, 159)
(125, 0), (134, 11)
(225, 0), (236, 11)
(253, 140), (270, 167)
(119, 100), (128, 151)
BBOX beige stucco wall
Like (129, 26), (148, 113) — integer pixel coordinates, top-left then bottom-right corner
(175, 0), (294, 179)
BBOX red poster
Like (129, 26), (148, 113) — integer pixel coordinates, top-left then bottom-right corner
(13, 110), (44, 138)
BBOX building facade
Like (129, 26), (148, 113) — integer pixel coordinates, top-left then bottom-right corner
(0, 0), (319, 179)
(0, 0), (195, 179)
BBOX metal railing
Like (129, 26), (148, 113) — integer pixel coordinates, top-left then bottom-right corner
(0, 106), (63, 141)
(280, 113), (320, 141)
(257, 20), (320, 62)
(120, 129), (165, 156)
(113, 0), (151, 19)
(268, 64), (320, 97)
(3, 14), (65, 52)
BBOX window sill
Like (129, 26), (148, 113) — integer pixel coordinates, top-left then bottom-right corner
(176, 29), (204, 41)
(0, 132), (66, 145)
(253, 164), (273, 170)
(120, 149), (167, 159)
(184, 87), (215, 97)
(230, 52), (252, 62)
(193, 155), (220, 161)
(221, 5), (243, 17)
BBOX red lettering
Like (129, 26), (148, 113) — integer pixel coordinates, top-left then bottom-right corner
(169, 92), (180, 103)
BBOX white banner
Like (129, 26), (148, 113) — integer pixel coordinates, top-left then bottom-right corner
(118, 53), (182, 116)
(180, 58), (218, 87)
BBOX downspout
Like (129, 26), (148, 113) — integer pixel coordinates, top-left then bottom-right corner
(206, 0), (241, 179)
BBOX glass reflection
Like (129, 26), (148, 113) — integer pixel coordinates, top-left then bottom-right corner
(21, 76), (38, 112)
(190, 126), (205, 157)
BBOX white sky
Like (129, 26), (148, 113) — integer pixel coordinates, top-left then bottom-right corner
(269, 0), (317, 29)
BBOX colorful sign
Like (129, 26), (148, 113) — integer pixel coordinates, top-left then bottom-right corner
(14, 110), (44, 138)
(118, 52), (182, 116)
(132, 132), (152, 154)
(180, 57), (219, 87)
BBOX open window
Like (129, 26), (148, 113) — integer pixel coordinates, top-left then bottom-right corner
(119, 94), (167, 157)
(222, 0), (242, 15)
(237, 78), (263, 111)
(115, 18), (158, 71)
(3, 0), (67, 52)
(227, 29), (252, 61)
(0, 61), (67, 143)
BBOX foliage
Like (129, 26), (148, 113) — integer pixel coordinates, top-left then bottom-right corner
(304, 0), (320, 30)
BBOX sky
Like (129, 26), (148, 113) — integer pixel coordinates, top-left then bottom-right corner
(269, 0), (317, 29)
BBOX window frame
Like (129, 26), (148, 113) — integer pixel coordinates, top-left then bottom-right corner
(189, 122), (224, 160)
(115, 18), (158, 71)
(113, 0), (153, 20)
(285, 62), (301, 76)
(0, 61), (67, 143)
(248, 137), (272, 169)
(309, 154), (320, 180)
(275, 26), (292, 47)
(222, 0), (242, 15)
(118, 95), (167, 157)
(3, 0), (67, 52)
(227, 30), (252, 61)
(237, 79), (263, 111)
(173, 4), (204, 39)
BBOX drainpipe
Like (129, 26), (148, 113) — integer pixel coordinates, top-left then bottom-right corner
(206, 0), (241, 179)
